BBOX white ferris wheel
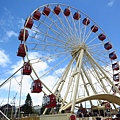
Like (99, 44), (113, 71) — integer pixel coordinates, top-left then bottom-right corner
(1, 3), (120, 115)
(17, 3), (120, 113)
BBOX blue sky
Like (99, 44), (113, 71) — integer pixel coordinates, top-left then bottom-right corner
(0, 0), (120, 106)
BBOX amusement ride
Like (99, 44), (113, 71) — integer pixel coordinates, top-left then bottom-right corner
(0, 3), (120, 120)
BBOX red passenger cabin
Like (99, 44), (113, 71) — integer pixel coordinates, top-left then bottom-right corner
(118, 85), (120, 91)
(22, 62), (32, 75)
(101, 102), (110, 109)
(24, 17), (33, 29)
(42, 94), (56, 108)
(113, 84), (120, 92)
(18, 29), (29, 41)
(91, 25), (98, 33)
(31, 79), (42, 93)
(109, 52), (117, 60)
(112, 86), (116, 93)
(17, 44), (27, 57)
(113, 73), (119, 82)
(64, 8), (70, 16)
(112, 62), (119, 70)
(33, 10), (41, 20)
(98, 34), (106, 41)
(104, 42), (112, 50)
(53, 6), (61, 15)
(82, 18), (90, 25)
(115, 84), (120, 90)
(70, 114), (76, 120)
(73, 12), (80, 20)
(42, 6), (50, 16)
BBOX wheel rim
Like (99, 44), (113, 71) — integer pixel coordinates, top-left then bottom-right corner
(18, 3), (120, 112)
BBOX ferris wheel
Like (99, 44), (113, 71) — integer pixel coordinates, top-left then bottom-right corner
(16, 3), (120, 113)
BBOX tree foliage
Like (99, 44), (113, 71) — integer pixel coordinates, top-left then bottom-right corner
(23, 93), (33, 114)
(25, 93), (33, 106)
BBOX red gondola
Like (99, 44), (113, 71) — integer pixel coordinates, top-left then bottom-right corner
(22, 62), (32, 75)
(112, 86), (116, 93)
(101, 102), (110, 109)
(115, 83), (119, 86)
(73, 12), (80, 20)
(112, 62), (119, 70)
(53, 6), (61, 15)
(118, 86), (120, 91)
(24, 17), (33, 29)
(109, 52), (117, 60)
(31, 79), (42, 93)
(42, 6), (50, 16)
(82, 18), (90, 25)
(17, 44), (27, 57)
(33, 10), (41, 20)
(64, 8), (70, 16)
(113, 73), (119, 82)
(91, 25), (98, 33)
(70, 114), (76, 120)
(104, 42), (112, 50)
(18, 29), (29, 41)
(98, 34), (106, 41)
(42, 94), (56, 108)
(113, 84), (120, 92)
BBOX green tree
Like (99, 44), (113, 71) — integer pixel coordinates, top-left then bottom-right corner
(23, 93), (33, 114)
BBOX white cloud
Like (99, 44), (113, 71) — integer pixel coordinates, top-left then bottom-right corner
(18, 18), (25, 29)
(0, 8), (16, 32)
(0, 49), (11, 67)
(0, 51), (55, 106)
(0, 30), (18, 42)
(6, 31), (17, 38)
(108, 0), (115, 7)
(0, 8), (24, 42)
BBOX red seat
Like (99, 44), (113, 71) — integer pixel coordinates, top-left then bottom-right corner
(112, 86), (116, 93)
(98, 34), (106, 41)
(73, 12), (80, 20)
(109, 52), (117, 60)
(42, 94), (56, 108)
(104, 42), (112, 50)
(118, 86), (120, 91)
(24, 17), (33, 29)
(18, 29), (29, 41)
(42, 7), (50, 16)
(17, 44), (27, 57)
(33, 10), (41, 20)
(22, 62), (32, 75)
(64, 8), (70, 16)
(31, 79), (42, 93)
(101, 102), (110, 109)
(113, 73), (119, 82)
(91, 25), (98, 33)
(82, 18), (90, 25)
(112, 62), (119, 70)
(54, 6), (61, 15)
(70, 114), (76, 120)
(112, 84), (120, 93)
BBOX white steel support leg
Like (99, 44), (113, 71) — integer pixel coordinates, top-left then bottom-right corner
(80, 71), (93, 107)
(85, 51), (118, 110)
(88, 56), (108, 93)
(85, 50), (120, 94)
(55, 58), (74, 99)
(82, 67), (102, 105)
(59, 76), (74, 112)
(71, 49), (84, 113)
